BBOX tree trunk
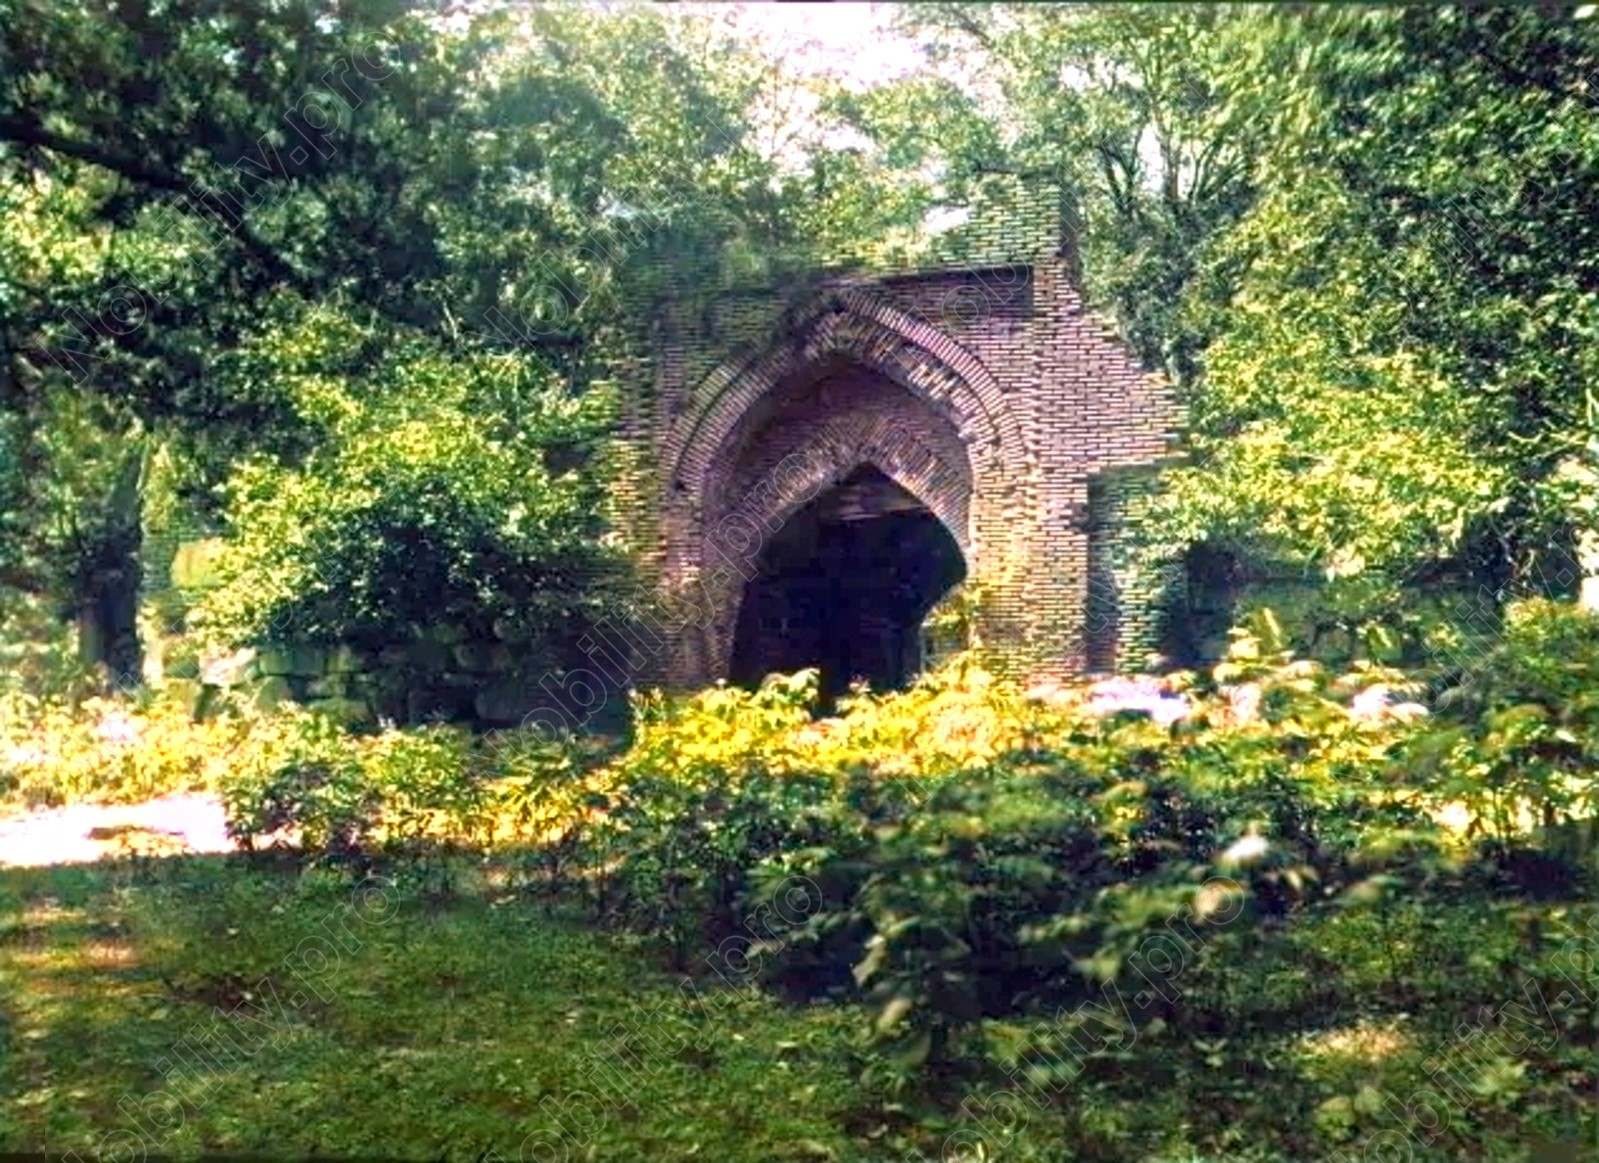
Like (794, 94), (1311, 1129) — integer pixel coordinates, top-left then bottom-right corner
(75, 604), (104, 669)
(75, 441), (147, 691)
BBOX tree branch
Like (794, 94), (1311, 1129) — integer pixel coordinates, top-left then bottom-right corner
(0, 113), (314, 295)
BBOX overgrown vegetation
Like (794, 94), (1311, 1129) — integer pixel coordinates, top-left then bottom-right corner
(1, 624), (1595, 1158)
(4, 3), (1599, 1160)
(5, 606), (1596, 1157)
(7, 4), (1599, 671)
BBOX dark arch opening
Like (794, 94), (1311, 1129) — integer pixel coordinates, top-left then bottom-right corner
(729, 466), (966, 704)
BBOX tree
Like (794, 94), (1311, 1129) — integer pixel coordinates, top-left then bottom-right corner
(1161, 6), (1599, 604)
(848, 4), (1262, 379)
(194, 333), (616, 654)
(0, 0), (812, 683)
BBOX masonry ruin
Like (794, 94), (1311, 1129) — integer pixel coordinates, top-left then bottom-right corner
(140, 180), (1184, 727)
(615, 178), (1184, 695)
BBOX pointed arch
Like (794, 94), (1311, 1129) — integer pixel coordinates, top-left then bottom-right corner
(715, 436), (970, 566)
(663, 287), (1028, 500)
(655, 286), (1033, 687)
(713, 379), (974, 555)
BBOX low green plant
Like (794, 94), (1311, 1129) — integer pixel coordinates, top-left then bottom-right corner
(488, 728), (609, 898)
(220, 716), (503, 877)
(1421, 599), (1599, 847)
(219, 710), (374, 860)
(0, 686), (257, 807)
(549, 634), (1471, 1073)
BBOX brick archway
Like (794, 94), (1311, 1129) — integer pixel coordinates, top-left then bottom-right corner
(658, 292), (1027, 686)
(727, 465), (967, 698)
(714, 371), (975, 554)
(702, 389), (974, 680)
(663, 289), (1028, 496)
(622, 180), (1184, 689)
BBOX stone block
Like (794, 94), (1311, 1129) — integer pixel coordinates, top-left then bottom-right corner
(164, 652), (201, 680)
(326, 645), (364, 674)
(305, 674), (348, 699)
(417, 623), (466, 645)
(245, 675), (295, 711)
(352, 671), (407, 724)
(308, 697), (373, 727)
(406, 639), (452, 672)
(472, 678), (567, 727)
(199, 646), (257, 687)
(257, 645), (327, 677)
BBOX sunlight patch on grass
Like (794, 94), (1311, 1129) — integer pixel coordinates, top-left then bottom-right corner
(1300, 1018), (1414, 1064)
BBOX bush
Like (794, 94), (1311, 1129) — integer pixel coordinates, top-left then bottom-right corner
(0, 686), (257, 807)
(1422, 599), (1599, 846)
(20, 601), (1588, 1096)
(549, 632), (1465, 1071)
(214, 713), (617, 882)
(489, 728), (618, 896)
(220, 709), (374, 858)
(221, 715), (493, 872)
(195, 353), (620, 655)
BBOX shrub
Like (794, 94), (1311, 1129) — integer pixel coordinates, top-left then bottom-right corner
(553, 633), (1461, 1070)
(488, 728), (617, 896)
(366, 725), (481, 849)
(1422, 598), (1599, 845)
(220, 710), (375, 859)
(220, 715), (498, 867)
(0, 687), (256, 807)
(195, 357), (620, 655)
(364, 724), (483, 893)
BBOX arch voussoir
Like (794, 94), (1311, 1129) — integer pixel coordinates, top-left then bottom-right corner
(665, 291), (1027, 500)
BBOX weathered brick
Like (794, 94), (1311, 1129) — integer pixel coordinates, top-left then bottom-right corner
(618, 177), (1182, 686)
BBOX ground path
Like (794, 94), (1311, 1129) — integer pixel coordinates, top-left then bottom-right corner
(0, 793), (233, 867)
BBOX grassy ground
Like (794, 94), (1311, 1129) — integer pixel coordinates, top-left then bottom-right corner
(0, 856), (876, 1162)
(1, 855), (1594, 1162)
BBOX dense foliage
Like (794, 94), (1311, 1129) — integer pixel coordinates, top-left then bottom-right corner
(841, 7), (1599, 626)
(1155, 7), (1599, 601)
(7, 3), (1599, 675)
(0, 0), (885, 677)
(4, 599), (1597, 1157)
(4, 7), (1599, 1157)
(192, 329), (618, 649)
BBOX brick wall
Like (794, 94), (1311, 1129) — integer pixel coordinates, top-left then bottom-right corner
(615, 176), (1185, 687)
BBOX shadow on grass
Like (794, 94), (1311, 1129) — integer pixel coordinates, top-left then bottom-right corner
(3, 845), (1593, 1162)
(0, 850), (874, 1162)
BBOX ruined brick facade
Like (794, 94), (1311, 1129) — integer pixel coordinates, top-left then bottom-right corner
(617, 179), (1184, 688)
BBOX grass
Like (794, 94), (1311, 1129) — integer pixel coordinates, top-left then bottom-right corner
(1, 854), (1594, 1162)
(0, 856), (874, 1161)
